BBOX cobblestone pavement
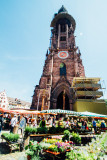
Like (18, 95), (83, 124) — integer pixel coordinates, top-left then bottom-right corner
(0, 130), (27, 160)
(0, 151), (27, 160)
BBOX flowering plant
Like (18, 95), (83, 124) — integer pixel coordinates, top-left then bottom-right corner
(39, 142), (51, 150)
(43, 138), (62, 144)
(44, 142), (71, 153)
(55, 142), (71, 153)
(25, 141), (41, 158)
(48, 144), (58, 152)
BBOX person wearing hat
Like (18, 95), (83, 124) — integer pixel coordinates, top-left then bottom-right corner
(0, 113), (4, 135)
(10, 114), (17, 133)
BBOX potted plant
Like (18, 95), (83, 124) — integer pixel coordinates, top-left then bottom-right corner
(48, 144), (58, 153)
(37, 127), (48, 134)
(25, 141), (41, 160)
(56, 126), (65, 133)
(62, 130), (70, 142)
(25, 126), (37, 136)
(1, 133), (19, 142)
(48, 126), (56, 134)
(71, 132), (81, 145)
(26, 149), (34, 160)
(55, 142), (71, 153)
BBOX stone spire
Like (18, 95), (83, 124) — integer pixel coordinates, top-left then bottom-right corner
(58, 5), (68, 14)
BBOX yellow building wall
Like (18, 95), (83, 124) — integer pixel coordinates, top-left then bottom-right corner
(73, 100), (107, 115)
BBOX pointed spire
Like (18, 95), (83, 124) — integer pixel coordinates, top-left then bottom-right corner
(46, 50), (48, 57)
(58, 5), (68, 14)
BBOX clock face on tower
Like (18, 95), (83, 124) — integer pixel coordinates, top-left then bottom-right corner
(58, 51), (68, 59)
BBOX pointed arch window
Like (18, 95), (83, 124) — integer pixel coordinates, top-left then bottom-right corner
(61, 24), (66, 32)
(60, 63), (66, 76)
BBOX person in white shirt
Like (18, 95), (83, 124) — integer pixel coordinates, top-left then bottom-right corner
(10, 115), (17, 133)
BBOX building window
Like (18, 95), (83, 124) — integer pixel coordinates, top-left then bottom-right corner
(60, 63), (66, 76)
(61, 24), (66, 32)
(60, 36), (66, 41)
(47, 77), (50, 84)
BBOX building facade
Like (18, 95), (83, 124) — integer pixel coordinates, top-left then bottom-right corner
(8, 97), (31, 110)
(31, 6), (106, 114)
(0, 90), (9, 109)
(0, 90), (31, 110)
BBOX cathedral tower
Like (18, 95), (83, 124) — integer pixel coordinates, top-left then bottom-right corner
(31, 6), (85, 110)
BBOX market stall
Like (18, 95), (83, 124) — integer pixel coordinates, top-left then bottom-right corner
(78, 111), (107, 119)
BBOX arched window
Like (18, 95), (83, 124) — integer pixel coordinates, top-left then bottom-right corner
(61, 24), (66, 32)
(60, 63), (66, 76)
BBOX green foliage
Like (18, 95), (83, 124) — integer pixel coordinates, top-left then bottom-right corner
(2, 133), (19, 142)
(25, 141), (41, 158)
(2, 133), (8, 137)
(48, 126), (56, 134)
(37, 127), (48, 134)
(56, 126), (65, 133)
(66, 150), (78, 160)
(58, 147), (65, 153)
(25, 149), (34, 156)
(66, 132), (107, 160)
(25, 126), (37, 135)
(32, 155), (41, 160)
(39, 142), (51, 150)
(71, 132), (81, 144)
(62, 130), (71, 142)
(64, 130), (71, 136)
(66, 149), (93, 160)
(32, 128), (37, 134)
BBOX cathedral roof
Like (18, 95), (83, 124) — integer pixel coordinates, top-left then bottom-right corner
(58, 5), (68, 14)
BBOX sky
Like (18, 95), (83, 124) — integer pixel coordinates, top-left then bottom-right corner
(0, 0), (107, 103)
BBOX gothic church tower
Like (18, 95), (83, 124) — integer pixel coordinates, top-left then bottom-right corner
(31, 6), (85, 110)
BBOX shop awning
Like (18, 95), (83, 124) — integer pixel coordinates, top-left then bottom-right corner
(78, 111), (107, 118)
(41, 109), (79, 115)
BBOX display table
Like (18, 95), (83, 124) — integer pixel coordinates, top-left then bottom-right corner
(1, 135), (21, 153)
(44, 150), (70, 160)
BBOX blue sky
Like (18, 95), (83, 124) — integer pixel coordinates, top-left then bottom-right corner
(0, 0), (107, 102)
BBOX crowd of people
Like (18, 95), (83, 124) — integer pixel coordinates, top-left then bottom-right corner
(0, 113), (107, 135)
(0, 113), (27, 135)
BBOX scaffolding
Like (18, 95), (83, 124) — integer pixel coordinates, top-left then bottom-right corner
(71, 77), (105, 103)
